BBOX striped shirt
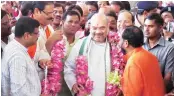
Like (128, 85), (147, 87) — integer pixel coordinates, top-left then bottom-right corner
(1, 39), (41, 96)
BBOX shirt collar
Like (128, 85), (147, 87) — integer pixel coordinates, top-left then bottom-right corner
(66, 37), (79, 47)
(144, 36), (165, 49)
(13, 39), (28, 52)
(124, 47), (143, 61)
(156, 37), (165, 46)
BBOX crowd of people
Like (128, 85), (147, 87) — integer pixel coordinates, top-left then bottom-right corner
(1, 1), (174, 96)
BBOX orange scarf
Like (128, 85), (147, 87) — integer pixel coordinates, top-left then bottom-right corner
(27, 26), (51, 58)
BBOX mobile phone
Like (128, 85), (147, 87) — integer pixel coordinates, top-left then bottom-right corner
(167, 21), (174, 33)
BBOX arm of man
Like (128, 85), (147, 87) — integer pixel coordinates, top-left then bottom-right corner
(123, 65), (143, 96)
(164, 46), (174, 92)
(9, 56), (33, 96)
(45, 30), (63, 55)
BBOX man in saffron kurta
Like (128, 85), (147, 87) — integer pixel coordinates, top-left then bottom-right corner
(120, 26), (165, 96)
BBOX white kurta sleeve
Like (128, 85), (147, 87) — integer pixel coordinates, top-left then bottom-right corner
(64, 39), (83, 91)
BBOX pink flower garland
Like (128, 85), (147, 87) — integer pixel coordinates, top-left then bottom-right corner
(75, 32), (126, 96)
(106, 32), (126, 96)
(41, 40), (65, 96)
(75, 56), (93, 96)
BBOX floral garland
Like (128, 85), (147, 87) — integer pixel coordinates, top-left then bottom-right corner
(75, 32), (126, 96)
(41, 40), (66, 96)
(106, 32), (126, 96)
(75, 56), (93, 96)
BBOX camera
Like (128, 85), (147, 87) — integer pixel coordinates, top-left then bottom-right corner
(166, 21), (174, 33)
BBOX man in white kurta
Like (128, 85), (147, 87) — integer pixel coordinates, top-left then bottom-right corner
(64, 13), (111, 95)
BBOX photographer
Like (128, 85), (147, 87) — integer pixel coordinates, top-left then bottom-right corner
(160, 6), (174, 43)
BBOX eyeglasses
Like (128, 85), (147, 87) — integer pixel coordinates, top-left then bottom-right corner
(32, 32), (40, 36)
(41, 10), (53, 16)
(41, 10), (54, 21)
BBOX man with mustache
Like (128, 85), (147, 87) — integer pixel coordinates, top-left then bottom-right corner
(51, 3), (65, 31)
(143, 13), (174, 94)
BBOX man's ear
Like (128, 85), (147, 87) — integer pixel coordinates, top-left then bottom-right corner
(159, 25), (164, 30)
(143, 10), (148, 17)
(33, 8), (41, 15)
(60, 20), (63, 26)
(23, 32), (30, 40)
(61, 20), (64, 25)
(124, 40), (129, 48)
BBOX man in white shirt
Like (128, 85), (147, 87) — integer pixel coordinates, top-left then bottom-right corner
(64, 13), (111, 95)
(1, 17), (42, 96)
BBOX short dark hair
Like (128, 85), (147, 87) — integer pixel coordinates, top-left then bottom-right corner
(145, 13), (164, 26)
(85, 1), (99, 11)
(67, 5), (83, 16)
(122, 26), (144, 48)
(121, 1), (130, 11)
(15, 16), (40, 38)
(160, 6), (174, 18)
(111, 1), (125, 10)
(65, 1), (73, 6)
(118, 10), (135, 23)
(106, 10), (117, 21)
(32, 1), (53, 11)
(54, 3), (65, 13)
(21, 1), (33, 16)
(1, 9), (7, 19)
(62, 10), (81, 21)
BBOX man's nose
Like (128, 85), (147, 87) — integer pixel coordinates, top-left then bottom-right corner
(120, 21), (126, 28)
(95, 28), (101, 34)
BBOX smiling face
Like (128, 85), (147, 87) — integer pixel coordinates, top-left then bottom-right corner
(52, 6), (64, 25)
(90, 13), (109, 43)
(117, 11), (133, 35)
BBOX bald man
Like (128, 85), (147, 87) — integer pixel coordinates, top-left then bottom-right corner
(64, 13), (112, 95)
